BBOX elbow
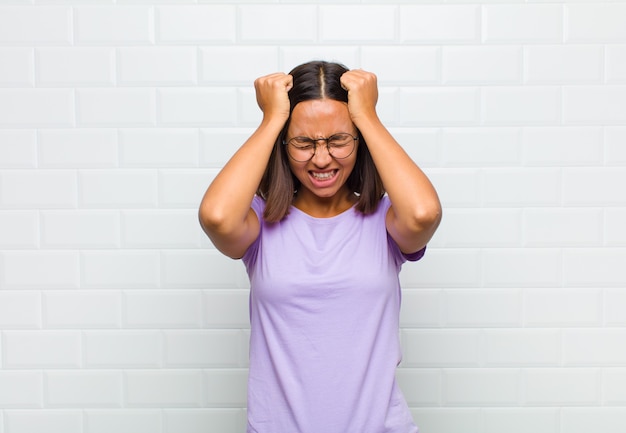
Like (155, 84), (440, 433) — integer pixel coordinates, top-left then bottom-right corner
(410, 202), (442, 235)
(198, 202), (231, 236)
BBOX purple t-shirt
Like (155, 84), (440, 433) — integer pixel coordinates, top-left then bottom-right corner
(242, 195), (425, 433)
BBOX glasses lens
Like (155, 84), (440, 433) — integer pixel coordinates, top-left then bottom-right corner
(287, 137), (315, 161)
(328, 133), (356, 159)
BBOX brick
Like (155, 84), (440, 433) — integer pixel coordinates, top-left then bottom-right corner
(118, 47), (197, 86)
(126, 370), (204, 407)
(280, 47), (359, 73)
(411, 408), (481, 433)
(362, 47), (440, 84)
(563, 86), (626, 125)
(0, 48), (34, 86)
(82, 251), (159, 289)
(524, 208), (603, 247)
(199, 129), (251, 168)
(444, 289), (522, 327)
(0, 6), (71, 44)
(524, 288), (602, 327)
(0, 170), (77, 209)
(483, 4), (562, 43)
(562, 329), (626, 366)
(121, 210), (202, 248)
(522, 126), (603, 166)
(75, 6), (153, 44)
(605, 288), (626, 326)
(0, 371), (42, 408)
(205, 369), (247, 407)
(83, 331), (161, 368)
(483, 329), (560, 366)
(158, 88), (237, 126)
(0, 89), (73, 127)
(163, 409), (246, 433)
(565, 3), (626, 42)
(200, 47), (278, 84)
(400, 5), (479, 43)
(483, 408), (558, 433)
(606, 45), (626, 84)
(483, 248), (560, 287)
(399, 289), (441, 328)
(37, 48), (115, 86)
(77, 89), (156, 126)
(562, 408), (626, 433)
(41, 210), (120, 249)
(157, 5), (235, 43)
(162, 250), (246, 289)
(158, 169), (216, 208)
(443, 46), (521, 84)
(164, 330), (245, 368)
(482, 168), (560, 206)
(606, 127), (626, 165)
(4, 410), (82, 433)
(563, 168), (626, 206)
(120, 128), (199, 167)
(442, 128), (520, 167)
(523, 368), (600, 405)
(400, 249), (481, 288)
(399, 88), (479, 125)
(124, 290), (203, 328)
(203, 290), (250, 328)
(39, 129), (118, 168)
(0, 291), (41, 329)
(240, 5), (316, 43)
(3, 331), (80, 368)
(426, 169), (480, 208)
(396, 369), (441, 406)
(440, 209), (522, 247)
(443, 369), (520, 405)
(84, 410), (162, 433)
(524, 45), (603, 84)
(45, 371), (122, 407)
(1, 251), (79, 289)
(603, 369), (626, 405)
(563, 248), (626, 287)
(0, 211), (38, 248)
(0, 130), (36, 168)
(388, 128), (441, 168)
(402, 330), (480, 367)
(43, 291), (121, 329)
(481, 87), (560, 125)
(79, 170), (158, 208)
(321, 6), (396, 42)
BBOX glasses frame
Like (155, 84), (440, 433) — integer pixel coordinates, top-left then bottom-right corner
(283, 133), (358, 162)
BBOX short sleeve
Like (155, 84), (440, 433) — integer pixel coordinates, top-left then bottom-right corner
(241, 195), (265, 267)
(381, 195), (427, 264)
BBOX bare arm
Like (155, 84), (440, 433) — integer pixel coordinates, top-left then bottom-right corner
(340, 70), (442, 254)
(198, 73), (292, 258)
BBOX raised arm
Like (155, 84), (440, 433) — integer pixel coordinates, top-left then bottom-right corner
(198, 73), (293, 258)
(340, 70), (442, 254)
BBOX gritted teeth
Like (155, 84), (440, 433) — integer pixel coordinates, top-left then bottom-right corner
(311, 170), (336, 180)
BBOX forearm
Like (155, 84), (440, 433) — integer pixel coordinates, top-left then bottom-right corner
(357, 116), (442, 241)
(199, 117), (284, 234)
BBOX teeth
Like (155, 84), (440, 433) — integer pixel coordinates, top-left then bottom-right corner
(312, 172), (334, 180)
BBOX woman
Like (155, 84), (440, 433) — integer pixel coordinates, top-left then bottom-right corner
(199, 61), (441, 433)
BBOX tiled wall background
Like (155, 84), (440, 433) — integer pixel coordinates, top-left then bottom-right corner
(1, 1), (625, 432)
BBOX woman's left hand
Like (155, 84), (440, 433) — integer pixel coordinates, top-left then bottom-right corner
(340, 69), (379, 125)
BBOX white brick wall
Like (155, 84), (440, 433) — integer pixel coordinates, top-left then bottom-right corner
(0, 1), (624, 432)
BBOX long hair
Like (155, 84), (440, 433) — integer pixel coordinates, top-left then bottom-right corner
(257, 60), (385, 223)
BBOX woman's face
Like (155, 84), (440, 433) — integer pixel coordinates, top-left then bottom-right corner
(286, 98), (358, 202)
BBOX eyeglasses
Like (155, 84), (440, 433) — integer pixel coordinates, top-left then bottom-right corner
(284, 133), (358, 162)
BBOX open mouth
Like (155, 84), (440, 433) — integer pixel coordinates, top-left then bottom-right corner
(310, 170), (337, 181)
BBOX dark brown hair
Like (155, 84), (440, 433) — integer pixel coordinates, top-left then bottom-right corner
(257, 60), (385, 222)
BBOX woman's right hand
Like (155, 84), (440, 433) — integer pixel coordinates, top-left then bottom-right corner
(254, 72), (293, 123)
